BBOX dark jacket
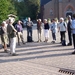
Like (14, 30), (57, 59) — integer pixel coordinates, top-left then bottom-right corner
(44, 23), (49, 30)
(26, 21), (33, 29)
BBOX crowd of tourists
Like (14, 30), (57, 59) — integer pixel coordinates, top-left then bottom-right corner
(0, 14), (75, 56)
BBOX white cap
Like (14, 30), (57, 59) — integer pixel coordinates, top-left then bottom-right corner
(44, 19), (47, 22)
(60, 17), (64, 21)
(2, 21), (7, 27)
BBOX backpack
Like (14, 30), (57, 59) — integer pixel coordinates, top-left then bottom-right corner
(0, 27), (4, 35)
(27, 36), (32, 42)
(63, 23), (66, 28)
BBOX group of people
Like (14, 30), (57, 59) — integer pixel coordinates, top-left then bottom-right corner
(0, 17), (34, 56)
(36, 14), (75, 54)
(1, 14), (75, 56)
(37, 17), (66, 43)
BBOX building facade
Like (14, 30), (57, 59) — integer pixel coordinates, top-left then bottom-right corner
(40, 0), (75, 20)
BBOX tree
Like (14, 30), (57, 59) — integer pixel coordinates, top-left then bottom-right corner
(0, 0), (17, 23)
(24, 0), (40, 19)
(0, 0), (8, 23)
(14, 0), (40, 20)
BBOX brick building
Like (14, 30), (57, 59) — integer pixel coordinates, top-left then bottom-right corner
(40, 0), (75, 20)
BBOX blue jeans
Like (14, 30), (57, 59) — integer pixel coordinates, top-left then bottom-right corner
(27, 29), (32, 37)
(52, 32), (56, 40)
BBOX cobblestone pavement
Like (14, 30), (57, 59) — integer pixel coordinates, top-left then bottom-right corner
(0, 27), (75, 75)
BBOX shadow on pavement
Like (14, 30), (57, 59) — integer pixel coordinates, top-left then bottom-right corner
(0, 44), (72, 63)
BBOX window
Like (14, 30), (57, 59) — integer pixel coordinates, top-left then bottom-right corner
(50, 9), (53, 16)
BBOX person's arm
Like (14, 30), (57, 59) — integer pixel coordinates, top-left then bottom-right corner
(58, 24), (60, 32)
(11, 25), (17, 32)
(31, 21), (33, 26)
(64, 22), (67, 31)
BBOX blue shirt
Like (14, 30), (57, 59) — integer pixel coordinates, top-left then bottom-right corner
(71, 20), (75, 34)
(51, 22), (57, 33)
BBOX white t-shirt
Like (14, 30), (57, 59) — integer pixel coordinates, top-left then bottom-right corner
(58, 22), (67, 31)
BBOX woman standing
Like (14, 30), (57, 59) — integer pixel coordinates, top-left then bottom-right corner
(44, 19), (50, 42)
(1, 21), (8, 52)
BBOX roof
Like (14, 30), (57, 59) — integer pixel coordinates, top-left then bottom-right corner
(40, 0), (52, 6)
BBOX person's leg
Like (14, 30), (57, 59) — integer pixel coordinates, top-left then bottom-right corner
(44, 30), (47, 42)
(60, 32), (63, 42)
(30, 29), (32, 37)
(10, 38), (13, 54)
(30, 29), (32, 41)
(20, 32), (25, 44)
(4, 42), (7, 52)
(73, 34), (75, 49)
(46, 30), (49, 42)
(52, 32), (54, 41)
(52, 33), (56, 40)
(38, 29), (42, 42)
(17, 32), (20, 45)
(54, 33), (56, 41)
(63, 31), (66, 40)
(12, 37), (16, 54)
(1, 35), (8, 52)
(4, 35), (8, 51)
(37, 30), (39, 42)
(10, 37), (17, 56)
(39, 29), (42, 42)
(27, 29), (29, 37)
(68, 31), (72, 45)
(51, 32), (56, 43)
(10, 37), (16, 54)
(72, 34), (75, 54)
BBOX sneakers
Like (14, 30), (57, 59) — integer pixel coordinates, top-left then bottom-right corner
(23, 42), (26, 44)
(12, 53), (18, 56)
(4, 50), (8, 53)
(51, 41), (55, 44)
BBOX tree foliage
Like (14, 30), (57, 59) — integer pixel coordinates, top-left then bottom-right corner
(15, 0), (40, 20)
(0, 0), (40, 23)
(0, 0), (17, 23)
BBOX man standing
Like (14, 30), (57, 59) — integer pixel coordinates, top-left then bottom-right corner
(71, 14), (75, 54)
(26, 17), (33, 42)
(7, 19), (17, 56)
(37, 19), (42, 42)
(67, 15), (72, 46)
(15, 20), (25, 45)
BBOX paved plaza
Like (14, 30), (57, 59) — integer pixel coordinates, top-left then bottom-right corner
(0, 26), (75, 75)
